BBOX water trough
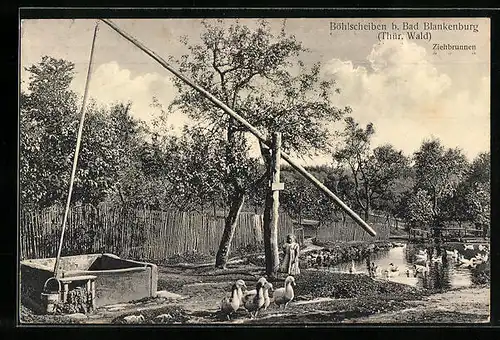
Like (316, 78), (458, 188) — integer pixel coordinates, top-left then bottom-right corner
(20, 253), (158, 313)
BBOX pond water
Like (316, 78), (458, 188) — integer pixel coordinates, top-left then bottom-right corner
(326, 242), (490, 290)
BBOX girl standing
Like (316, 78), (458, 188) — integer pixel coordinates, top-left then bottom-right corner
(280, 234), (300, 275)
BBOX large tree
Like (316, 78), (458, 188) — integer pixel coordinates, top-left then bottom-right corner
(169, 19), (347, 269)
(20, 56), (138, 208)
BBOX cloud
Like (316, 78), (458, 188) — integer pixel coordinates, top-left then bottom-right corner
(66, 61), (191, 136)
(82, 62), (174, 123)
(322, 38), (489, 160)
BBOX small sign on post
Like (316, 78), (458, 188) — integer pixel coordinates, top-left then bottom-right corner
(271, 182), (285, 191)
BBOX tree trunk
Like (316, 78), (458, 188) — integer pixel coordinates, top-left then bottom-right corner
(364, 199), (370, 222)
(215, 120), (246, 269)
(263, 187), (274, 275)
(215, 190), (246, 269)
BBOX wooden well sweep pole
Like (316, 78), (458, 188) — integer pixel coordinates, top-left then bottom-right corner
(100, 19), (377, 238)
(53, 22), (99, 278)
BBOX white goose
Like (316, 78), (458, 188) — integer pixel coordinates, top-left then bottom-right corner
(221, 280), (247, 320)
(413, 261), (430, 276)
(243, 280), (268, 318)
(242, 278), (266, 301)
(464, 244), (474, 250)
(235, 279), (247, 304)
(349, 260), (356, 274)
(273, 276), (296, 309)
(242, 278), (271, 310)
(457, 255), (478, 268)
(415, 250), (428, 261)
(445, 249), (458, 257)
(431, 255), (442, 264)
(384, 263), (399, 278)
(389, 263), (400, 272)
(446, 249), (458, 256)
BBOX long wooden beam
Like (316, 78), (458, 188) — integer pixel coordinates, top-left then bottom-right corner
(100, 19), (377, 237)
(54, 22), (100, 278)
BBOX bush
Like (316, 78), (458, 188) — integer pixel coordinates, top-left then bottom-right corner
(471, 261), (490, 285)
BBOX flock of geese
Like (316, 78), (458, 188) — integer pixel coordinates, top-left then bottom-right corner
(367, 243), (490, 280)
(220, 276), (296, 320)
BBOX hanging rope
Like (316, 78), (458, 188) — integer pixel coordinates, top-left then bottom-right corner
(53, 21), (100, 279)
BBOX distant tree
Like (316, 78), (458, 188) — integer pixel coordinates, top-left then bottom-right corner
(400, 189), (434, 228)
(412, 138), (469, 229)
(333, 117), (374, 220)
(450, 152), (490, 231)
(104, 102), (150, 206)
(333, 118), (410, 221)
(134, 125), (262, 213)
(364, 144), (411, 216)
(280, 165), (349, 224)
(169, 19), (348, 269)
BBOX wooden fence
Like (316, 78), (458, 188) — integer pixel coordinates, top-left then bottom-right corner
(19, 204), (294, 261)
(315, 214), (391, 242)
(409, 227), (486, 241)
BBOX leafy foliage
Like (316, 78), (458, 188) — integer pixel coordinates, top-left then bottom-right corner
(20, 57), (146, 208)
(169, 19), (347, 168)
(280, 166), (342, 223)
(447, 152), (490, 227)
(134, 126), (261, 212)
(400, 189), (435, 227)
(333, 117), (410, 219)
(404, 138), (470, 228)
(413, 138), (469, 211)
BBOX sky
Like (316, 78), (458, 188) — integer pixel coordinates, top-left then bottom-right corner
(20, 18), (490, 165)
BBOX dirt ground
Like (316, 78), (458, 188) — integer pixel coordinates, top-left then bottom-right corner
(20, 263), (490, 325)
(342, 287), (490, 323)
(19, 240), (490, 325)
(154, 264), (490, 324)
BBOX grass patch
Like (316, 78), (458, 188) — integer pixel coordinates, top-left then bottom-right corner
(294, 270), (424, 300)
(156, 251), (214, 266)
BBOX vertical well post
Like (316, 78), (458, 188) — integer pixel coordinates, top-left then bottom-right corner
(264, 132), (283, 277)
(270, 132), (283, 275)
